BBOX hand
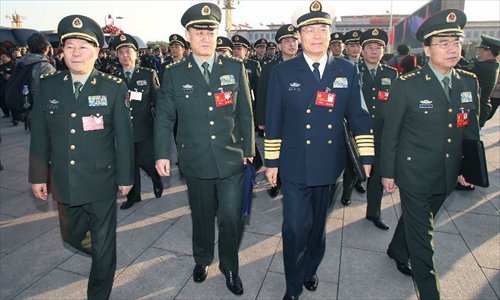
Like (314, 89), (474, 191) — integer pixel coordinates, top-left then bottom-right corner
(118, 185), (133, 196)
(155, 159), (171, 177)
(31, 183), (48, 201)
(457, 175), (474, 188)
(243, 157), (254, 165)
(258, 125), (265, 130)
(266, 167), (279, 187)
(382, 177), (396, 193)
(363, 165), (372, 178)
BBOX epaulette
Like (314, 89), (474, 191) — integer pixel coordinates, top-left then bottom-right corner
(40, 71), (60, 79)
(99, 72), (123, 84)
(456, 68), (477, 78)
(383, 64), (398, 72)
(399, 69), (421, 81)
(139, 66), (155, 73)
(165, 58), (186, 69)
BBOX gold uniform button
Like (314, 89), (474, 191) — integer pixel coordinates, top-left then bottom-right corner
(306, 124), (311, 129)
(372, 87), (376, 91)
(207, 92), (212, 96)
(372, 96), (376, 100)
(327, 124), (333, 129)
(446, 153), (450, 158)
(130, 107), (133, 110)
(185, 95), (189, 99)
(371, 115), (375, 118)
(328, 140), (333, 144)
(448, 123), (453, 128)
(70, 160), (75, 165)
(70, 129), (76, 134)
(306, 140), (311, 145)
(70, 145), (75, 150)
(96, 113), (100, 117)
(211, 135), (216, 140)
(447, 138), (452, 143)
(107, 165), (112, 169)
(210, 121), (214, 125)
(328, 109), (333, 113)
(130, 116), (134, 119)
(71, 113), (76, 118)
(49, 111), (54, 114)
(448, 108), (452, 113)
(406, 156), (412, 161)
(181, 144), (185, 148)
(209, 106), (214, 111)
(306, 109), (311, 114)
(372, 105), (376, 109)
(424, 111), (429, 114)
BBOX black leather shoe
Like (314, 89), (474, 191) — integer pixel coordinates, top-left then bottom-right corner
(303, 274), (318, 291)
(366, 216), (390, 230)
(268, 186), (280, 198)
(283, 293), (299, 300)
(120, 198), (141, 210)
(387, 249), (412, 276)
(219, 265), (243, 295)
(153, 178), (164, 198)
(341, 197), (351, 206)
(354, 182), (366, 193)
(193, 264), (208, 282)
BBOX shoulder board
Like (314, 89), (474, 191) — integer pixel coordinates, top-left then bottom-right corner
(165, 58), (186, 69)
(383, 64), (398, 72)
(98, 72), (123, 84)
(456, 68), (477, 78)
(40, 71), (60, 79)
(399, 69), (421, 81)
(139, 67), (155, 73)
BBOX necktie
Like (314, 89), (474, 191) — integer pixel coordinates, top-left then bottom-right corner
(442, 77), (451, 102)
(370, 68), (376, 81)
(312, 62), (320, 82)
(125, 71), (131, 84)
(74, 82), (83, 100)
(202, 62), (210, 85)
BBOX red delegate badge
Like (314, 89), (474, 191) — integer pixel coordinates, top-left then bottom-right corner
(82, 115), (104, 131)
(457, 111), (469, 128)
(214, 91), (233, 107)
(378, 90), (389, 101)
(315, 91), (336, 107)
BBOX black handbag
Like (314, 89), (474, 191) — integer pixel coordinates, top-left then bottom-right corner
(460, 139), (489, 187)
(343, 119), (367, 182)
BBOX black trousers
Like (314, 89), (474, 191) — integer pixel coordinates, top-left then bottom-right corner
(128, 138), (161, 201)
(341, 156), (357, 199)
(185, 172), (244, 274)
(388, 189), (446, 300)
(57, 199), (117, 300)
(281, 179), (335, 296)
(366, 155), (383, 218)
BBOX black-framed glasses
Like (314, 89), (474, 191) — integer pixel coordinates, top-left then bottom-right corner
(430, 38), (464, 49)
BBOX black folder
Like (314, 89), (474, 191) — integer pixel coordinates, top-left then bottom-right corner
(343, 120), (367, 182)
(460, 139), (489, 187)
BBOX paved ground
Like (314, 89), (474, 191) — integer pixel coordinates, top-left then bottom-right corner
(0, 114), (498, 300)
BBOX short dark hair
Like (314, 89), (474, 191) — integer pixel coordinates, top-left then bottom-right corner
(27, 33), (51, 54)
(397, 44), (410, 54)
(491, 48), (499, 57)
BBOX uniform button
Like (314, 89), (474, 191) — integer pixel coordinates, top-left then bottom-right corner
(406, 156), (412, 161)
(448, 123), (453, 128)
(70, 160), (75, 165)
(328, 109), (333, 113)
(446, 153), (450, 158)
(70, 145), (75, 150)
(211, 135), (216, 140)
(71, 113), (76, 118)
(185, 95), (189, 99)
(306, 140), (311, 145)
(372, 105), (376, 109)
(372, 96), (376, 100)
(181, 144), (185, 148)
(372, 87), (376, 91)
(207, 92), (212, 96)
(327, 124), (333, 129)
(96, 113), (100, 117)
(107, 165), (112, 169)
(447, 138), (452, 143)
(328, 140), (333, 144)
(448, 108), (452, 113)
(130, 107), (133, 111)
(306, 109), (311, 114)
(371, 115), (375, 118)
(70, 129), (76, 134)
(210, 121), (214, 125)
(424, 111), (429, 114)
(49, 111), (54, 114)
(209, 106), (214, 111)
(306, 124), (311, 129)
(130, 116), (134, 119)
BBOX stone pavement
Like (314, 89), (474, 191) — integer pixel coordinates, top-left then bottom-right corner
(0, 114), (498, 300)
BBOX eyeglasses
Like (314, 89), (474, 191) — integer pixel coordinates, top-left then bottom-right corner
(301, 26), (329, 35)
(430, 38), (464, 49)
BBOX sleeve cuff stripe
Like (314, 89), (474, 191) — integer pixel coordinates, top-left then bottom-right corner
(265, 152), (280, 160)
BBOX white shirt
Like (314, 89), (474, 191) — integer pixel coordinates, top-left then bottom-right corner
(303, 53), (328, 80)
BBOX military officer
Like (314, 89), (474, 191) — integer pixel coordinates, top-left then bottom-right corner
(266, 41), (277, 60)
(343, 30), (363, 63)
(29, 15), (134, 299)
(329, 32), (344, 57)
(381, 9), (480, 300)
(264, 2), (374, 299)
(111, 33), (164, 209)
(154, 2), (254, 296)
(160, 34), (187, 81)
(256, 24), (298, 198)
(216, 36), (234, 57)
(251, 38), (268, 63)
(356, 28), (398, 230)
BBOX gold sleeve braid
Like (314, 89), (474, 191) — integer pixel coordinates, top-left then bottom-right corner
(264, 139), (282, 160)
(355, 135), (375, 156)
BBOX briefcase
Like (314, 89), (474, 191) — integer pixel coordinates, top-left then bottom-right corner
(343, 119), (367, 182)
(460, 139), (489, 187)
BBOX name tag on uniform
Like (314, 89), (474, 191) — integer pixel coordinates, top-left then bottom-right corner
(460, 91), (472, 103)
(214, 91), (233, 107)
(381, 78), (391, 85)
(378, 90), (389, 101)
(333, 77), (348, 88)
(130, 91), (143, 101)
(220, 75), (236, 86)
(88, 95), (108, 107)
(457, 111), (469, 128)
(315, 91), (336, 107)
(82, 115), (104, 131)
(136, 80), (148, 86)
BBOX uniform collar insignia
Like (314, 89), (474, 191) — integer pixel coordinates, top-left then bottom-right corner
(188, 62), (192, 69)
(217, 58), (223, 65)
(91, 78), (96, 85)
(63, 75), (69, 81)
(425, 74), (431, 81)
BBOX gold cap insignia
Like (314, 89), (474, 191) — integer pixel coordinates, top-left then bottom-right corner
(172, 34), (177, 40)
(446, 12), (456, 23)
(202, 5), (211, 16)
(72, 17), (83, 29)
(234, 36), (240, 41)
(310, 1), (322, 12)
(288, 25), (295, 32)
(119, 34), (126, 41)
(372, 29), (379, 36)
(334, 33), (339, 38)
(217, 38), (223, 44)
(353, 31), (359, 38)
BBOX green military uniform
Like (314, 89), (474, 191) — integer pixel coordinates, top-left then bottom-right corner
(28, 14), (134, 300)
(216, 36), (234, 56)
(381, 9), (480, 300)
(154, 3), (255, 280)
(250, 38), (269, 64)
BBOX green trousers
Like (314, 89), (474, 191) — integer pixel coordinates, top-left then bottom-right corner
(57, 199), (117, 300)
(185, 172), (244, 274)
(388, 189), (446, 300)
(366, 156), (383, 218)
